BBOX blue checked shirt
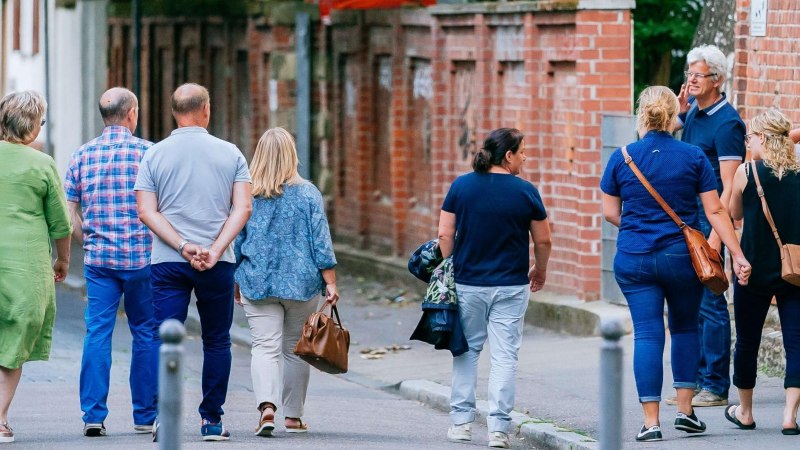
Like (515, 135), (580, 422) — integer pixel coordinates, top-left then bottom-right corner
(64, 126), (153, 269)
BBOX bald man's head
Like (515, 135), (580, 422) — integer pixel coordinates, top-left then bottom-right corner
(99, 87), (137, 126)
(171, 83), (210, 116)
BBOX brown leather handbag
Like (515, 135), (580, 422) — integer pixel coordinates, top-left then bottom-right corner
(749, 160), (800, 286)
(621, 147), (729, 295)
(293, 303), (350, 374)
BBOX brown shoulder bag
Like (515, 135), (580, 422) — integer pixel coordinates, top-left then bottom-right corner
(749, 160), (800, 286)
(621, 147), (729, 294)
(293, 303), (351, 374)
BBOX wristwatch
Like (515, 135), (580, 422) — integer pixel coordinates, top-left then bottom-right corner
(177, 240), (189, 253)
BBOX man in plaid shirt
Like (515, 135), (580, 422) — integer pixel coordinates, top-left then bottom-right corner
(64, 87), (157, 438)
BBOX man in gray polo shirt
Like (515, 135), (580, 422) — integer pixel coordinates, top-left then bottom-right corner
(135, 83), (252, 441)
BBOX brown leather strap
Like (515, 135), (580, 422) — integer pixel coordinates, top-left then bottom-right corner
(749, 160), (784, 248)
(318, 302), (343, 325)
(620, 146), (687, 230)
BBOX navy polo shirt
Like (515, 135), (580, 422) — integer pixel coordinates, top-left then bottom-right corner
(679, 93), (746, 191)
(600, 131), (717, 254)
(442, 172), (547, 286)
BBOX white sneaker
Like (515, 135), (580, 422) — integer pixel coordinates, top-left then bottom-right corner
(447, 423), (472, 441)
(488, 431), (510, 448)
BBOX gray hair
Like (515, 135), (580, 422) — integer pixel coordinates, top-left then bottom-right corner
(0, 90), (47, 143)
(687, 44), (728, 91)
(99, 88), (137, 125)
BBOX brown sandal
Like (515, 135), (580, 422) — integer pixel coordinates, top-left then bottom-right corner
(285, 417), (308, 433)
(255, 403), (275, 437)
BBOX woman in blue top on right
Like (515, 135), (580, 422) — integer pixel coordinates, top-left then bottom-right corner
(438, 127), (552, 449)
(727, 108), (800, 435)
(601, 86), (751, 442)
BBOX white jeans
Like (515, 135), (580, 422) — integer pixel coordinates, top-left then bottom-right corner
(450, 284), (530, 434)
(242, 296), (320, 418)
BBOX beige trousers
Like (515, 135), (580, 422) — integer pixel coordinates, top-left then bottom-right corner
(242, 296), (320, 418)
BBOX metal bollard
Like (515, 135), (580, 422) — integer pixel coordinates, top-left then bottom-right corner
(599, 319), (625, 450)
(158, 319), (185, 450)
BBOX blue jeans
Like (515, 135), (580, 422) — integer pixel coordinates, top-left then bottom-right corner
(614, 242), (704, 402)
(696, 207), (731, 397)
(80, 265), (158, 425)
(450, 284), (529, 434)
(733, 284), (800, 389)
(151, 262), (234, 423)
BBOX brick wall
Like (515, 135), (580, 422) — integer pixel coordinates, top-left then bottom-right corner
(734, 0), (800, 124)
(329, 3), (633, 300)
(106, 1), (634, 301)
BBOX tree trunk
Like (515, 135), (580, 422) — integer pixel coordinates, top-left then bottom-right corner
(691, 0), (737, 92)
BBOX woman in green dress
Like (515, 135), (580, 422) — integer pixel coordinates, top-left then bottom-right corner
(0, 91), (71, 444)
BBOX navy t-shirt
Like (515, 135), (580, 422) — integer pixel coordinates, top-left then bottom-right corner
(442, 172), (547, 286)
(679, 93), (746, 191)
(600, 131), (717, 254)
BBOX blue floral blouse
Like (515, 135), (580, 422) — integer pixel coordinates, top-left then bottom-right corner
(234, 181), (337, 301)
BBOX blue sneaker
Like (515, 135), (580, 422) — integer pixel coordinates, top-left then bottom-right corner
(201, 419), (230, 441)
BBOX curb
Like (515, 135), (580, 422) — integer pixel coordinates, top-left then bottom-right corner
(395, 379), (598, 450)
(184, 309), (598, 450)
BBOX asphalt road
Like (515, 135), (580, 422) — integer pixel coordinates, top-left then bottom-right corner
(7, 284), (533, 449)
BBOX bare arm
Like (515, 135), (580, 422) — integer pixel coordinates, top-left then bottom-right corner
(700, 190), (751, 284)
(136, 190), (204, 262)
(437, 210), (456, 258)
(728, 164), (748, 221)
(602, 194), (622, 227)
(199, 182), (253, 269)
(707, 159), (740, 250)
(53, 236), (71, 282)
(528, 218), (552, 292)
(67, 201), (83, 245)
(321, 268), (339, 305)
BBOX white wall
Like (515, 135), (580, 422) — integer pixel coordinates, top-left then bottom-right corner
(2, 0), (106, 175)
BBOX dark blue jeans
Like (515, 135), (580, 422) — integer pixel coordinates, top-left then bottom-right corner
(151, 262), (234, 423)
(81, 265), (158, 425)
(615, 242), (705, 402)
(733, 284), (800, 389)
(696, 206), (731, 397)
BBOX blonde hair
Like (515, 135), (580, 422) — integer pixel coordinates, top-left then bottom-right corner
(0, 90), (47, 143)
(749, 108), (799, 178)
(250, 127), (302, 198)
(636, 86), (679, 132)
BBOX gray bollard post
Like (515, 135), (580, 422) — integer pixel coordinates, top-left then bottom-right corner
(158, 319), (185, 450)
(599, 319), (625, 450)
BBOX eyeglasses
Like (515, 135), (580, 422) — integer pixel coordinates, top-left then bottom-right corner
(40, 119), (46, 126)
(745, 132), (759, 143)
(684, 71), (717, 80)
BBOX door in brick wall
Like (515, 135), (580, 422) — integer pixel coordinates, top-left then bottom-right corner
(600, 114), (637, 305)
(366, 55), (394, 253)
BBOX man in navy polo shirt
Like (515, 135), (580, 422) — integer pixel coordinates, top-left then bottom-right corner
(672, 44), (746, 408)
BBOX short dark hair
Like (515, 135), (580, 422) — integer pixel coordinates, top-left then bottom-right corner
(171, 83), (210, 115)
(98, 90), (136, 125)
(472, 128), (524, 173)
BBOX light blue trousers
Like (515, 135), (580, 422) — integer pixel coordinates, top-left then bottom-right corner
(450, 283), (529, 434)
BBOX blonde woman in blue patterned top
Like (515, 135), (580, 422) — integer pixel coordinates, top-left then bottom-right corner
(234, 127), (339, 438)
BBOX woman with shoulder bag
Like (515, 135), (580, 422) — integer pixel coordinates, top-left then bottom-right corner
(726, 108), (800, 435)
(233, 127), (339, 437)
(601, 86), (751, 442)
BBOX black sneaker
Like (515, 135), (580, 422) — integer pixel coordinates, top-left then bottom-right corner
(675, 411), (706, 433)
(83, 423), (106, 437)
(636, 424), (662, 441)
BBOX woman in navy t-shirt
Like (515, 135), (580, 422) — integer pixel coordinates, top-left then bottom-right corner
(437, 128), (552, 448)
(601, 86), (750, 442)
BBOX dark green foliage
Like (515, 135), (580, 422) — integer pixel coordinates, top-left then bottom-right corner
(633, 0), (702, 99)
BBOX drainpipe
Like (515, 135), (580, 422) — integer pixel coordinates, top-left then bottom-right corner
(43, 0), (52, 156)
